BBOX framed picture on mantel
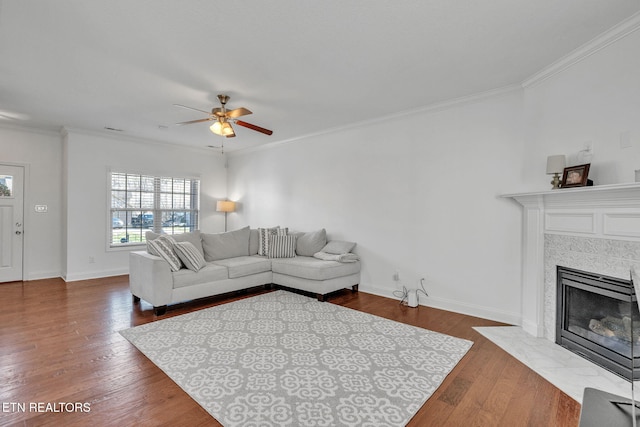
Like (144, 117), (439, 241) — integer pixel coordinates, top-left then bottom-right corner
(561, 163), (591, 188)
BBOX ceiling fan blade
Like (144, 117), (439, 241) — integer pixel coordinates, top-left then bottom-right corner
(235, 120), (273, 135)
(175, 117), (213, 126)
(226, 107), (252, 119)
(173, 104), (211, 115)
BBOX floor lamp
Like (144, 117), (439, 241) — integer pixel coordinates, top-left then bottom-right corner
(216, 200), (236, 232)
(579, 266), (640, 426)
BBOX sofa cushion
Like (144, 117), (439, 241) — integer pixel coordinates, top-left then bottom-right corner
(212, 256), (272, 278)
(147, 235), (182, 272)
(295, 229), (327, 256)
(174, 241), (206, 272)
(322, 240), (356, 255)
(271, 256), (360, 281)
(172, 263), (229, 288)
(269, 235), (297, 259)
(146, 230), (161, 241)
(202, 226), (250, 261)
(172, 231), (204, 255)
(249, 229), (259, 255)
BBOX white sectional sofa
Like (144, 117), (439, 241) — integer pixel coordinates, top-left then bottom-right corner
(129, 227), (360, 315)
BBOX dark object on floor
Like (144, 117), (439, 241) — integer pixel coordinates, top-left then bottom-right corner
(579, 387), (640, 427)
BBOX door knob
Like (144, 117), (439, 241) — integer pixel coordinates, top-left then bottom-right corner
(15, 231), (22, 235)
(16, 222), (22, 227)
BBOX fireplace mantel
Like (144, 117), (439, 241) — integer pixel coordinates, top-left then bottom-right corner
(502, 183), (640, 337)
(503, 182), (640, 210)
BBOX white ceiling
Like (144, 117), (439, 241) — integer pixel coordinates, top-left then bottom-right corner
(1, 1), (639, 153)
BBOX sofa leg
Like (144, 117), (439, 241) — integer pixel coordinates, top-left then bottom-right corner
(153, 305), (167, 316)
(132, 294), (141, 303)
(351, 284), (359, 293)
(316, 293), (327, 302)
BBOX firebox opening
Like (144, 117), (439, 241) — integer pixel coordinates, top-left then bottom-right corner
(556, 266), (640, 381)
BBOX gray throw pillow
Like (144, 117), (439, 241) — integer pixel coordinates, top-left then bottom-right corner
(295, 229), (327, 256)
(268, 235), (297, 259)
(174, 241), (206, 272)
(202, 226), (251, 261)
(321, 240), (356, 255)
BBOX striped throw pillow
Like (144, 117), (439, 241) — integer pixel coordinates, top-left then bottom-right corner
(258, 227), (286, 256)
(268, 234), (297, 259)
(174, 241), (206, 272)
(147, 235), (182, 271)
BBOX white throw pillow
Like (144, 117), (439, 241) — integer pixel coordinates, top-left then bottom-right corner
(147, 235), (182, 271)
(321, 240), (356, 255)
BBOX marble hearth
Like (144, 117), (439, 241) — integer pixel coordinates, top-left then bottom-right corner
(504, 183), (640, 340)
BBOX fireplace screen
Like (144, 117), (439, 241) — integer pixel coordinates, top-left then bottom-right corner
(556, 266), (640, 380)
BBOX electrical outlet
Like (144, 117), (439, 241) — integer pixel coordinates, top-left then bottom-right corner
(393, 271), (400, 282)
(88, 256), (95, 264)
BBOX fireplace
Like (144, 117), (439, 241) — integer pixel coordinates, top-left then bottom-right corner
(503, 184), (640, 339)
(556, 266), (640, 380)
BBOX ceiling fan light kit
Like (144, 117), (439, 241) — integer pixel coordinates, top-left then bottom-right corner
(210, 120), (235, 137)
(175, 94), (272, 140)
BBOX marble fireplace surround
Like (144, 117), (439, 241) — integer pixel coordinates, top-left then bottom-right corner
(504, 183), (640, 341)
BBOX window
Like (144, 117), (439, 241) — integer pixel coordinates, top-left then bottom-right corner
(0, 175), (13, 197)
(110, 172), (199, 247)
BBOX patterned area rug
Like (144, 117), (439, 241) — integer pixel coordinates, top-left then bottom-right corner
(120, 291), (473, 426)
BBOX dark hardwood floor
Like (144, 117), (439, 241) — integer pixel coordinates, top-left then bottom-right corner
(0, 277), (581, 426)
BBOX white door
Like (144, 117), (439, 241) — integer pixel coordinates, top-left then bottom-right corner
(0, 165), (24, 282)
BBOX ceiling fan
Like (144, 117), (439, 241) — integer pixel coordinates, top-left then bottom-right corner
(174, 94), (273, 138)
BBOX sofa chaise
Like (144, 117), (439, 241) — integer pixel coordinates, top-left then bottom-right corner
(129, 226), (360, 315)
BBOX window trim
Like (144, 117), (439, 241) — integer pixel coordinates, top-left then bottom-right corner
(106, 169), (200, 251)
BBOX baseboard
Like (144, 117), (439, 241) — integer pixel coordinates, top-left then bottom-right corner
(25, 270), (62, 281)
(361, 283), (521, 326)
(63, 267), (129, 283)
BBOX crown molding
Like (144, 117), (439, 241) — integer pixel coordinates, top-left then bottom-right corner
(229, 84), (522, 158)
(61, 126), (216, 155)
(522, 11), (640, 89)
(0, 121), (62, 137)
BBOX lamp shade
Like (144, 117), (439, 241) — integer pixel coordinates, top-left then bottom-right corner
(546, 155), (566, 174)
(216, 200), (236, 213)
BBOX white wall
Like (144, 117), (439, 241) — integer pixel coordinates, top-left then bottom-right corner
(63, 129), (227, 281)
(227, 89), (526, 324)
(0, 124), (63, 280)
(523, 27), (640, 189)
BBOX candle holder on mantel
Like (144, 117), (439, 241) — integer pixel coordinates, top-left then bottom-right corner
(546, 155), (566, 189)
